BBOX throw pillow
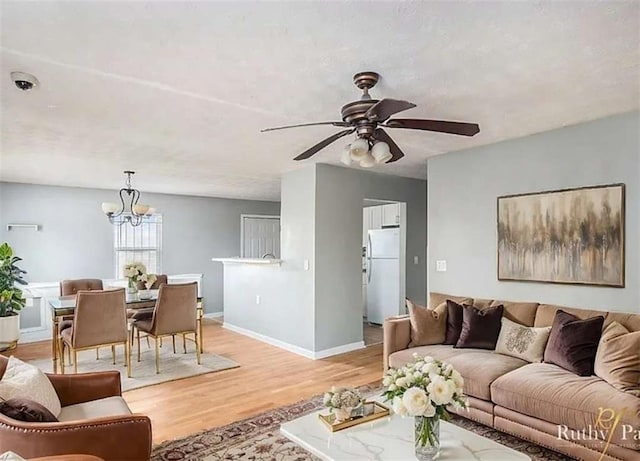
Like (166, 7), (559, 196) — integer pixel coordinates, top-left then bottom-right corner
(444, 300), (465, 345)
(0, 397), (58, 422)
(543, 310), (605, 376)
(495, 317), (552, 362)
(455, 304), (504, 350)
(407, 299), (447, 347)
(0, 356), (61, 417)
(594, 322), (640, 396)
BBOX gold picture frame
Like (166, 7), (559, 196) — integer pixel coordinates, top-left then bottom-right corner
(497, 183), (625, 287)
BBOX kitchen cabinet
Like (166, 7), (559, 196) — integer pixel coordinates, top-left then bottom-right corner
(369, 206), (383, 230)
(382, 203), (400, 226)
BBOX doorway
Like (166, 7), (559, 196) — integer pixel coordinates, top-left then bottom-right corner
(362, 199), (407, 346)
(240, 215), (281, 259)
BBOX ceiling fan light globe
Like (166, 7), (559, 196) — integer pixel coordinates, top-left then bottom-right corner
(372, 141), (392, 163)
(101, 202), (119, 215)
(359, 152), (376, 168)
(340, 146), (352, 166)
(349, 138), (369, 160)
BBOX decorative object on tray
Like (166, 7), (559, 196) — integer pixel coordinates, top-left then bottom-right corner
(123, 262), (147, 294)
(137, 273), (157, 299)
(318, 400), (390, 432)
(383, 353), (469, 461)
(497, 183), (625, 287)
(322, 386), (363, 422)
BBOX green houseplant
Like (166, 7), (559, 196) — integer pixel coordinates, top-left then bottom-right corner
(0, 242), (27, 349)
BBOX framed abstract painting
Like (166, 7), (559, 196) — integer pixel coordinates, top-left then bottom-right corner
(497, 183), (625, 287)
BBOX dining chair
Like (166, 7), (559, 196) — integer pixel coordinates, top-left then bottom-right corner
(60, 288), (131, 377)
(134, 282), (200, 374)
(59, 279), (104, 362)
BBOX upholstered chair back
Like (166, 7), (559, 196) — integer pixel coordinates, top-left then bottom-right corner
(150, 282), (197, 336)
(60, 279), (104, 296)
(72, 289), (127, 349)
(136, 274), (168, 290)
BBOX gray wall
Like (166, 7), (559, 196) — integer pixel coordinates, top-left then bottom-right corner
(314, 164), (427, 350)
(427, 111), (639, 312)
(0, 182), (280, 314)
(222, 167), (316, 350)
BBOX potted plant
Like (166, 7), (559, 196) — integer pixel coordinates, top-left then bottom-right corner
(0, 242), (27, 349)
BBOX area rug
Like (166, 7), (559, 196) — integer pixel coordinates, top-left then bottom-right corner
(30, 345), (239, 391)
(151, 384), (574, 461)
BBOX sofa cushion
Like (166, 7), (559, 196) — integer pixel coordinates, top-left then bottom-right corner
(495, 317), (551, 363)
(406, 299), (446, 347)
(445, 351), (528, 401)
(388, 345), (460, 369)
(491, 363), (640, 449)
(428, 292), (472, 310)
(543, 310), (604, 376)
(0, 357), (61, 417)
(0, 398), (58, 422)
(534, 304), (608, 327)
(444, 300), (465, 345)
(594, 321), (640, 396)
(455, 304), (503, 350)
(490, 300), (539, 327)
(58, 396), (132, 422)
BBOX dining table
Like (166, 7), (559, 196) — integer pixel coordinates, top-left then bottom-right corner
(48, 290), (204, 374)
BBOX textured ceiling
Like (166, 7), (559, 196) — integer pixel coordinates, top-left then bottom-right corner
(1, 1), (638, 201)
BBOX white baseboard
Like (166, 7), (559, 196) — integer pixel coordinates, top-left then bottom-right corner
(222, 322), (364, 360)
(203, 312), (223, 319)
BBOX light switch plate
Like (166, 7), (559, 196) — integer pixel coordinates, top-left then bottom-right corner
(256, 295), (261, 305)
(436, 260), (447, 272)
(413, 256), (419, 265)
(304, 259), (310, 271)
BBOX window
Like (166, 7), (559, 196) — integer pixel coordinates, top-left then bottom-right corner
(113, 215), (162, 278)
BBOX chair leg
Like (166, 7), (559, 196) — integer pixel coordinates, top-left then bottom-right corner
(67, 345), (72, 365)
(126, 342), (131, 378)
(172, 335), (176, 354)
(183, 334), (187, 354)
(137, 327), (141, 362)
(195, 331), (201, 365)
(146, 336), (150, 349)
(111, 345), (116, 365)
(74, 350), (78, 374)
(154, 337), (160, 374)
(60, 340), (65, 374)
(96, 348), (99, 360)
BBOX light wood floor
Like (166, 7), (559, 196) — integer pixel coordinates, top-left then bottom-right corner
(13, 319), (384, 444)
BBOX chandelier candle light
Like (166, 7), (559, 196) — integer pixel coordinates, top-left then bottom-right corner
(101, 171), (155, 227)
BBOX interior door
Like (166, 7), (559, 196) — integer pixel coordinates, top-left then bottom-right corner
(241, 216), (281, 258)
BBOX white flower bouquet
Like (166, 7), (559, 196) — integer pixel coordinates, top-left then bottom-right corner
(123, 262), (147, 288)
(383, 353), (468, 454)
(323, 386), (363, 422)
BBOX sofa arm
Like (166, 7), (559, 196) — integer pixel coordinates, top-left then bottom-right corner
(0, 414), (152, 461)
(383, 316), (411, 369)
(46, 371), (121, 407)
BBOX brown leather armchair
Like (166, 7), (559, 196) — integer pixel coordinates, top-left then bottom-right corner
(0, 356), (152, 461)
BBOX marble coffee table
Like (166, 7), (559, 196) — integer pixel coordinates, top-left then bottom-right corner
(280, 399), (531, 460)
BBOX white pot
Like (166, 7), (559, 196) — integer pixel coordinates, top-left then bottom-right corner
(0, 314), (20, 349)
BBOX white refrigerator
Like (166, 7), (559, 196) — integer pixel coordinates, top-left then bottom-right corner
(366, 228), (400, 324)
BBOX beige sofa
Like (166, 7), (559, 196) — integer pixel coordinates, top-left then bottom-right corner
(383, 292), (640, 461)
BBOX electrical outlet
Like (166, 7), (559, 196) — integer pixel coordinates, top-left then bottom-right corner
(256, 295), (261, 305)
(413, 256), (419, 265)
(436, 260), (447, 272)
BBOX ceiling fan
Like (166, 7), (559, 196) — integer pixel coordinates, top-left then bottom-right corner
(261, 71), (480, 167)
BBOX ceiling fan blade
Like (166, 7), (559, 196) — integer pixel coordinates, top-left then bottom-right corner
(365, 99), (416, 122)
(374, 128), (405, 163)
(385, 118), (480, 136)
(293, 129), (355, 161)
(261, 121), (351, 132)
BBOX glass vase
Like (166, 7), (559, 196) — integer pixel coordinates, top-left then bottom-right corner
(414, 416), (440, 460)
(127, 279), (138, 294)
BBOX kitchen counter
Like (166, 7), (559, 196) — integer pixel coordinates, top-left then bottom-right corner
(211, 257), (282, 265)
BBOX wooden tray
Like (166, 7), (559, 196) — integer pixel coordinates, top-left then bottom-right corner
(318, 401), (390, 432)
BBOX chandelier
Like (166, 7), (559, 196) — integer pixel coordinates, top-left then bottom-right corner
(101, 171), (154, 226)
